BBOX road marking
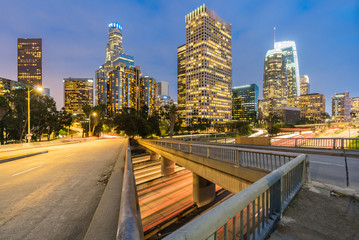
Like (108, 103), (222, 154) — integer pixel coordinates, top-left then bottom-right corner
(65, 154), (74, 157)
(310, 161), (344, 167)
(12, 165), (43, 176)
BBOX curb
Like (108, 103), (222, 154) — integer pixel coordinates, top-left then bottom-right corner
(0, 151), (48, 164)
(310, 181), (359, 201)
(84, 142), (126, 240)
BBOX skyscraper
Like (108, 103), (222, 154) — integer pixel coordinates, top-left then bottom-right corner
(64, 78), (93, 116)
(177, 44), (186, 118)
(96, 22), (135, 106)
(351, 97), (359, 117)
(184, 4), (232, 126)
(155, 81), (169, 97)
(332, 92), (351, 122)
(274, 41), (300, 97)
(17, 38), (42, 86)
(232, 84), (258, 121)
(262, 49), (287, 116)
(300, 75), (309, 95)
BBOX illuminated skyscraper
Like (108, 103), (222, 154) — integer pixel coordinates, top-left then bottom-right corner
(63, 78), (93, 116)
(300, 75), (309, 95)
(274, 41), (300, 97)
(96, 22), (136, 107)
(332, 92), (351, 122)
(0, 77), (29, 96)
(177, 44), (186, 123)
(18, 38), (42, 86)
(107, 63), (142, 116)
(184, 4), (232, 126)
(351, 97), (359, 117)
(232, 84), (258, 121)
(262, 49), (287, 116)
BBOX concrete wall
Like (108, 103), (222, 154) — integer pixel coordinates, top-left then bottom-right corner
(235, 137), (271, 146)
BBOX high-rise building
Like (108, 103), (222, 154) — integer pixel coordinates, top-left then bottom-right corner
(232, 84), (258, 121)
(273, 106), (300, 125)
(96, 22), (135, 106)
(0, 77), (29, 95)
(139, 76), (156, 114)
(17, 38), (42, 86)
(300, 75), (309, 95)
(351, 97), (359, 117)
(107, 63), (142, 116)
(332, 92), (351, 122)
(184, 4), (232, 126)
(287, 93), (325, 123)
(274, 41), (300, 97)
(177, 44), (186, 122)
(42, 88), (51, 98)
(262, 49), (287, 116)
(64, 78), (93, 116)
(155, 81), (169, 97)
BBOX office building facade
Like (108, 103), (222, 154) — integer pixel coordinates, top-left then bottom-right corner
(0, 77), (29, 96)
(155, 81), (169, 97)
(262, 49), (287, 116)
(300, 75), (309, 95)
(351, 97), (359, 117)
(18, 38), (42, 86)
(332, 92), (351, 122)
(274, 41), (300, 98)
(177, 44), (186, 122)
(64, 78), (93, 116)
(139, 76), (156, 114)
(232, 84), (258, 121)
(287, 93), (325, 123)
(184, 4), (232, 126)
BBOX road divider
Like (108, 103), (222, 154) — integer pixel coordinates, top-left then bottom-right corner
(0, 151), (48, 164)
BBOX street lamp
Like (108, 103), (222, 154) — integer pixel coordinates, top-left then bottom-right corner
(88, 112), (97, 137)
(27, 86), (43, 143)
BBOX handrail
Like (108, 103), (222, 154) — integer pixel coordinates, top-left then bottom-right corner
(164, 154), (309, 240)
(117, 140), (144, 240)
(272, 137), (359, 150)
(145, 139), (298, 171)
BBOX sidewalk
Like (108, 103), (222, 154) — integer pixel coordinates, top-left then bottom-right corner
(269, 181), (359, 240)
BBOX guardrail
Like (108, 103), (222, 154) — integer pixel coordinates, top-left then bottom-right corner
(272, 137), (359, 150)
(117, 141), (144, 240)
(164, 154), (309, 240)
(149, 140), (298, 171)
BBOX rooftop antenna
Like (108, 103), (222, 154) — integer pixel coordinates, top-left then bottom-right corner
(274, 26), (276, 47)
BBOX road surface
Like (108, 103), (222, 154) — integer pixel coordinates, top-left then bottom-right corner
(0, 138), (126, 240)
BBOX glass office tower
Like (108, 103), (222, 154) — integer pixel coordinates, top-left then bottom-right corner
(18, 38), (42, 86)
(63, 78), (93, 116)
(232, 84), (258, 121)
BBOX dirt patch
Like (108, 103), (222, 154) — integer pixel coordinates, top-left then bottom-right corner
(269, 185), (359, 240)
(98, 165), (114, 186)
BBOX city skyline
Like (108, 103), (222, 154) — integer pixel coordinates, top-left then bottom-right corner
(0, 0), (358, 113)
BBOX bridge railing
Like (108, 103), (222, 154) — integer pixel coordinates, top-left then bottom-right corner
(163, 153), (309, 240)
(150, 140), (298, 171)
(116, 141), (144, 240)
(272, 137), (359, 150)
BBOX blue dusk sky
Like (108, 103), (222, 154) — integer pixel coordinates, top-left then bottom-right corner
(0, 0), (358, 113)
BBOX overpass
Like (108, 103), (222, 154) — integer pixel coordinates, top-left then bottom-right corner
(135, 139), (310, 239)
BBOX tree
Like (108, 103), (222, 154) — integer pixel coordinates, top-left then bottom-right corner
(265, 112), (281, 136)
(0, 96), (10, 144)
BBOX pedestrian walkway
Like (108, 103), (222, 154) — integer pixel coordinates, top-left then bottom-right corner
(269, 182), (359, 240)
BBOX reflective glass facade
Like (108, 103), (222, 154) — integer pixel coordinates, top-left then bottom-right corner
(351, 97), (359, 116)
(300, 75), (309, 96)
(140, 76), (156, 114)
(185, 4), (232, 126)
(64, 78), (93, 116)
(17, 38), (42, 86)
(177, 44), (186, 123)
(232, 84), (258, 121)
(274, 41), (300, 97)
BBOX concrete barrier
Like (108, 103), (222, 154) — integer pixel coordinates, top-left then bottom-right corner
(235, 137), (271, 146)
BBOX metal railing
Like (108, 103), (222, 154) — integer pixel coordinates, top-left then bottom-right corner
(272, 137), (359, 150)
(149, 140), (298, 171)
(117, 141), (144, 240)
(164, 154), (309, 240)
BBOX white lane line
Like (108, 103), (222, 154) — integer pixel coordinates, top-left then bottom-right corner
(12, 165), (43, 177)
(310, 161), (344, 167)
(65, 154), (74, 157)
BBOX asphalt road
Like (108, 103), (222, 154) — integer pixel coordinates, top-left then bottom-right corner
(0, 138), (126, 240)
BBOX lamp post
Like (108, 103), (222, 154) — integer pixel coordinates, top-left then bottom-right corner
(27, 86), (43, 143)
(88, 112), (97, 137)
